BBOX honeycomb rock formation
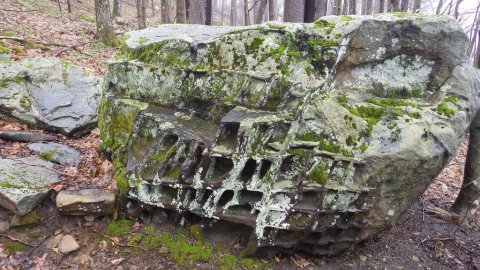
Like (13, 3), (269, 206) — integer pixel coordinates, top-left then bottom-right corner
(99, 14), (480, 255)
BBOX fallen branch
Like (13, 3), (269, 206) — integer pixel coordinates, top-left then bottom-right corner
(0, 36), (68, 47)
(0, 234), (34, 247)
(424, 205), (460, 222)
(54, 40), (98, 57)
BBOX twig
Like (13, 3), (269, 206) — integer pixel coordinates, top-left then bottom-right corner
(0, 234), (34, 247)
(54, 40), (98, 57)
(0, 36), (68, 47)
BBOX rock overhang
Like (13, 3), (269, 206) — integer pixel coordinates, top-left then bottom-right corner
(99, 14), (480, 255)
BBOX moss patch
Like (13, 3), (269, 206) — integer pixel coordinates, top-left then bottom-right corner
(2, 239), (27, 254)
(306, 161), (329, 185)
(107, 219), (134, 236)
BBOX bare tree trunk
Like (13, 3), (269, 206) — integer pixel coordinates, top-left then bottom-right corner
(400, 0), (409, 11)
(231, 0), (237, 25)
(304, 0), (316, 22)
(221, 0), (225, 24)
(136, 0), (147, 29)
(66, 0), (72, 13)
(268, 0), (277, 20)
(284, 0), (304, 22)
(342, 0), (348, 14)
(348, 0), (356, 14)
(255, 0), (268, 24)
(453, 0), (464, 19)
(161, 0), (169, 23)
(177, 0), (186, 23)
(243, 0), (250, 25)
(151, 0), (155, 18)
(314, 0), (328, 18)
(94, 0), (115, 41)
(333, 0), (342, 15)
(387, 0), (400, 12)
(206, 0), (212, 25)
(436, 0), (444, 15)
(366, 0), (373, 14)
(113, 0), (121, 17)
(412, 0), (421, 12)
(57, 0), (62, 12)
(379, 0), (385, 12)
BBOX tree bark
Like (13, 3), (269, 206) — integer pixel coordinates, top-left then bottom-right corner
(379, 0), (385, 13)
(342, 0), (348, 14)
(255, 0), (268, 24)
(314, 0), (327, 18)
(161, 0), (170, 23)
(243, 0), (250, 25)
(400, 0), (409, 11)
(231, 0), (237, 25)
(177, 0), (186, 23)
(348, 0), (356, 14)
(268, 0), (277, 20)
(57, 0), (62, 12)
(66, 0), (72, 13)
(284, 0), (305, 22)
(333, 0), (342, 15)
(136, 0), (147, 29)
(206, 0), (212, 25)
(366, 0), (373, 14)
(221, 0), (225, 24)
(304, 0), (316, 22)
(113, 0), (121, 18)
(387, 0), (399, 12)
(412, 0), (421, 12)
(94, 0), (115, 41)
(187, 0), (210, 24)
(436, 0), (444, 15)
(453, 110), (480, 222)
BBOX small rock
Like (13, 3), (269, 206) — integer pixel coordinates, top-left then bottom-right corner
(56, 189), (116, 216)
(10, 211), (41, 228)
(0, 220), (9, 233)
(158, 246), (169, 254)
(58, 235), (80, 254)
(0, 156), (59, 215)
(0, 131), (56, 142)
(46, 234), (63, 249)
(84, 215), (95, 222)
(28, 142), (81, 166)
(84, 222), (94, 227)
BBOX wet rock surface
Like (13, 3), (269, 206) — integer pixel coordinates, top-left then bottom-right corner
(56, 189), (116, 216)
(0, 156), (59, 215)
(99, 15), (480, 255)
(28, 142), (81, 166)
(0, 57), (100, 137)
(0, 131), (56, 142)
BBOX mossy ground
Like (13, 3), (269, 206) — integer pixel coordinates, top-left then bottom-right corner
(104, 220), (267, 269)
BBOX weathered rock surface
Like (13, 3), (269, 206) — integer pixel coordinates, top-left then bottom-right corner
(0, 131), (56, 142)
(99, 15), (480, 255)
(0, 156), (59, 215)
(57, 234), (80, 254)
(10, 211), (41, 228)
(0, 220), (9, 233)
(28, 142), (81, 166)
(0, 57), (100, 136)
(56, 189), (116, 215)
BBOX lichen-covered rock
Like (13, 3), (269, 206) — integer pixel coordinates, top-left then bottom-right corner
(0, 57), (100, 136)
(28, 142), (81, 166)
(99, 14), (480, 255)
(0, 156), (59, 215)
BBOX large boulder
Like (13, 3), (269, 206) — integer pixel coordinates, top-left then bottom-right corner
(0, 57), (100, 136)
(99, 14), (480, 255)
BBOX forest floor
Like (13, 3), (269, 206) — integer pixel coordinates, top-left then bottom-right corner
(0, 0), (480, 269)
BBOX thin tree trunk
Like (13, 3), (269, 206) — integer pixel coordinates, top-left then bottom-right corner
(243, 0), (249, 25)
(436, 0), (444, 15)
(342, 0), (348, 14)
(387, 0), (400, 12)
(348, 0), (356, 14)
(185, 0), (190, 22)
(284, 0), (304, 22)
(315, 0), (328, 17)
(379, 0), (385, 13)
(94, 0), (115, 41)
(113, 0), (121, 17)
(161, 0), (169, 23)
(57, 0), (62, 12)
(304, 0), (316, 22)
(366, 0), (373, 14)
(334, 0), (342, 15)
(400, 0), (409, 11)
(151, 0), (155, 18)
(231, 0), (237, 25)
(136, 0), (147, 29)
(453, 0), (464, 19)
(66, 0), (72, 13)
(268, 0), (276, 20)
(255, 0), (268, 24)
(177, 0), (186, 23)
(221, 0), (224, 24)
(206, 0), (212, 25)
(412, 0), (421, 12)
(187, 0), (210, 24)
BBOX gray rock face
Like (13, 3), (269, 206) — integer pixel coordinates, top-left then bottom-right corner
(56, 189), (116, 215)
(0, 57), (100, 136)
(28, 142), (81, 166)
(99, 15), (480, 255)
(0, 156), (59, 215)
(0, 131), (56, 142)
